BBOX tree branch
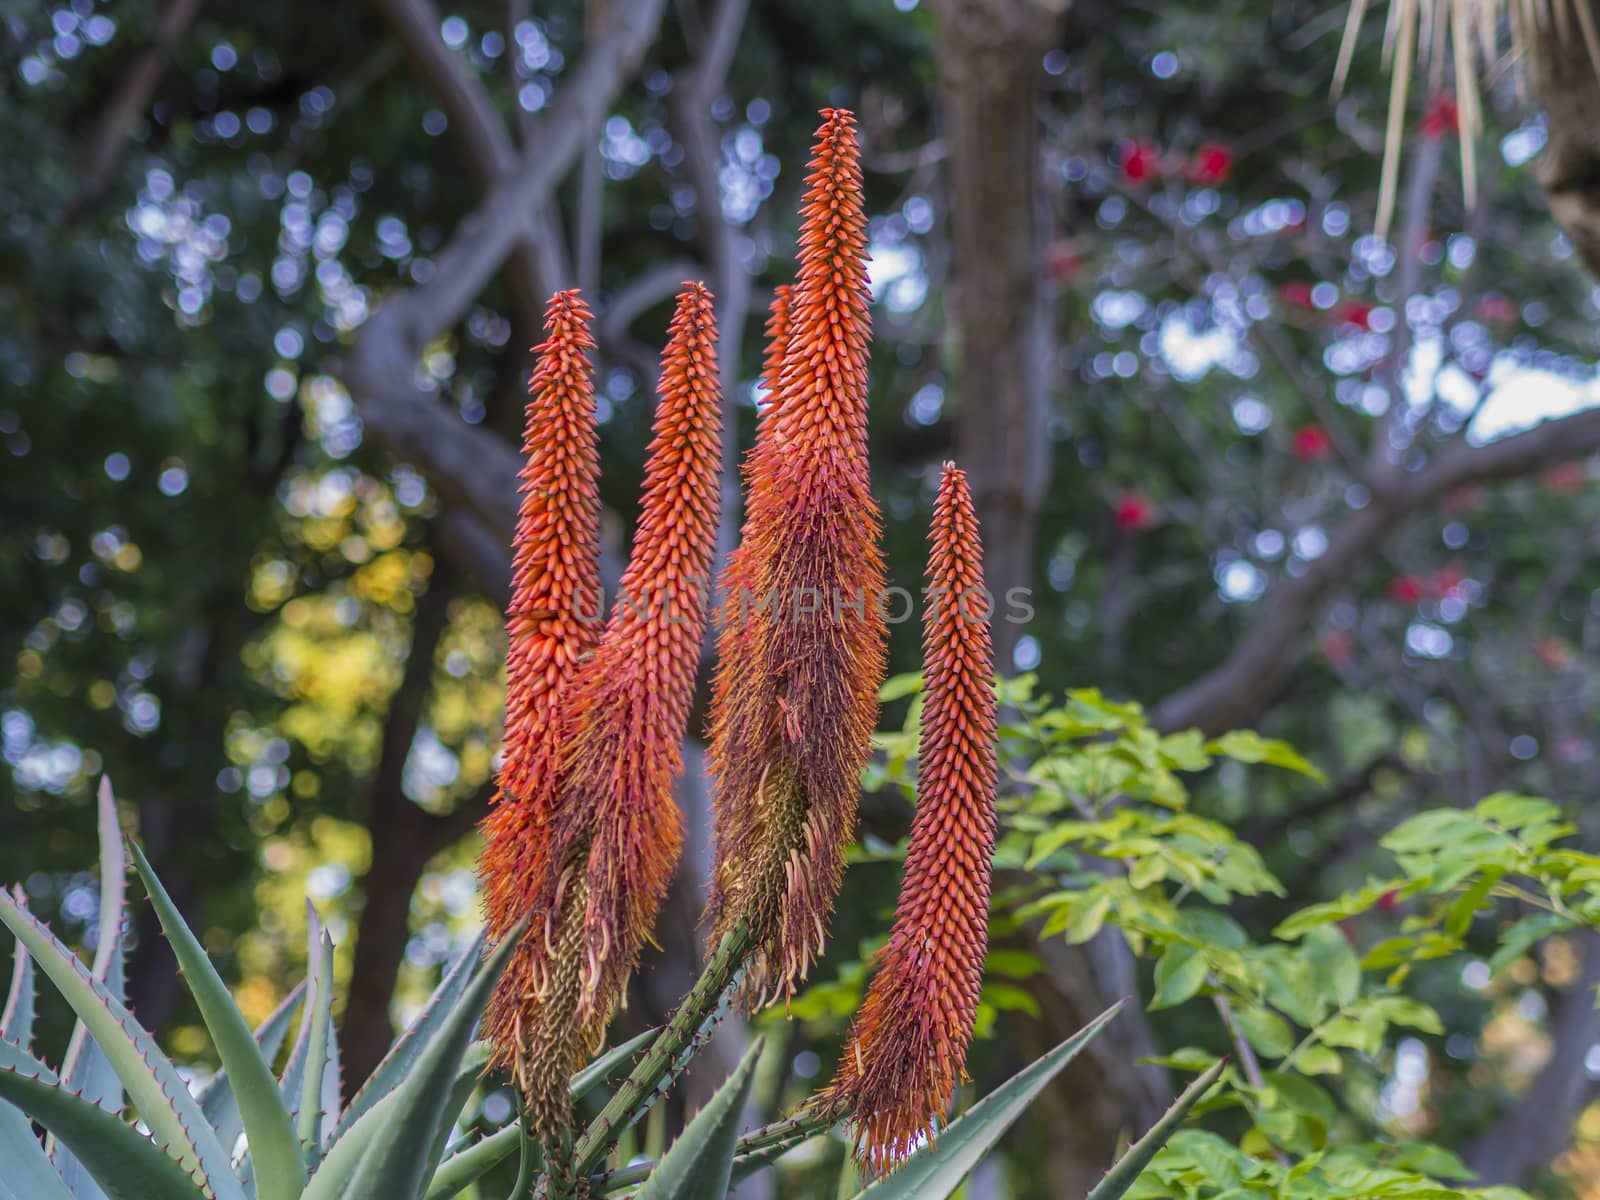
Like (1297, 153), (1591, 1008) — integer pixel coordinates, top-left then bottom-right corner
(672, 0), (752, 559)
(1153, 405), (1600, 735)
(342, 552), (459, 1090)
(72, 0), (204, 214)
(375, 0), (517, 176)
(345, 0), (667, 551)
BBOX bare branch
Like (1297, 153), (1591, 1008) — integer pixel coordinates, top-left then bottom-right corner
(437, 508), (511, 606)
(673, 0), (753, 556)
(345, 0), (667, 564)
(374, 0), (516, 176)
(73, 0), (204, 213)
(596, 257), (707, 386)
(1153, 405), (1600, 734)
(1368, 130), (1445, 479)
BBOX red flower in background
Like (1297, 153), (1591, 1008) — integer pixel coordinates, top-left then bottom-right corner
(1120, 140), (1160, 184)
(1542, 462), (1588, 495)
(1114, 492), (1156, 532)
(1430, 562), (1466, 599)
(1187, 142), (1233, 187)
(1475, 295), (1518, 325)
(1319, 630), (1354, 668)
(1292, 425), (1334, 462)
(1279, 281), (1315, 310)
(1535, 636), (1571, 670)
(1338, 300), (1374, 330)
(1421, 94), (1459, 139)
(1045, 241), (1081, 282)
(1387, 575), (1424, 605)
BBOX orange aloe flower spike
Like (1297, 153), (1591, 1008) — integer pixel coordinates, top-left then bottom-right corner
(543, 280), (724, 1068)
(821, 463), (999, 1175)
(705, 108), (888, 1006)
(478, 290), (602, 1084)
(706, 284), (790, 903)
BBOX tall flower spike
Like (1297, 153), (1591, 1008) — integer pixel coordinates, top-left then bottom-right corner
(523, 282), (724, 1130)
(478, 291), (601, 1086)
(706, 109), (888, 1006)
(707, 285), (790, 897)
(820, 463), (998, 1175)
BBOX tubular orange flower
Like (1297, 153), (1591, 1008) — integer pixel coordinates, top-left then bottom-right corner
(478, 290), (601, 1086)
(706, 285), (789, 908)
(821, 463), (998, 1175)
(523, 282), (724, 1129)
(706, 109), (888, 1006)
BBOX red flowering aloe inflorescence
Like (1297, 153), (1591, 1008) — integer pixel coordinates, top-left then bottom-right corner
(821, 463), (999, 1174)
(478, 283), (723, 1139)
(547, 281), (723, 1038)
(479, 290), (601, 1094)
(705, 109), (889, 1006)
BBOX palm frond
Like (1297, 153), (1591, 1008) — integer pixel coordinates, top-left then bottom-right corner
(1337, 0), (1600, 236)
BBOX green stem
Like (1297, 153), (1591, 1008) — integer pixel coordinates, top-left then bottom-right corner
(540, 1123), (576, 1200)
(586, 1109), (834, 1196)
(508, 1108), (538, 1200)
(570, 923), (751, 1180)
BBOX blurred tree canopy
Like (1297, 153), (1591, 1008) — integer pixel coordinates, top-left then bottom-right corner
(8, 0), (1600, 1195)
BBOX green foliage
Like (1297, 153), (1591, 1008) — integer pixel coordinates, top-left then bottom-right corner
(864, 677), (1565, 1199)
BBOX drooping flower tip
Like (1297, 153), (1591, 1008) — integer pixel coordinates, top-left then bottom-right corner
(705, 107), (886, 1008)
(822, 461), (998, 1174)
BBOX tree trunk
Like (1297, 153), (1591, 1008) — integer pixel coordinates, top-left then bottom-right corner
(342, 557), (459, 1092)
(1466, 929), (1600, 1184)
(1529, 2), (1600, 278)
(930, 0), (1062, 671)
(930, 6), (1174, 1191)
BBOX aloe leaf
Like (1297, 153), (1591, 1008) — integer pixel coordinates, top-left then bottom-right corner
(634, 1038), (762, 1200)
(334, 920), (524, 1200)
(319, 993), (342, 1138)
(279, 905), (328, 1123)
(421, 1027), (658, 1200)
(197, 979), (307, 1154)
(421, 1119), (533, 1200)
(1083, 1058), (1226, 1200)
(851, 1001), (1125, 1200)
(728, 1120), (831, 1186)
(0, 1040), (204, 1200)
(304, 937), (514, 1200)
(0, 887), (244, 1200)
(129, 839), (306, 1200)
(0, 1038), (72, 1199)
(300, 1083), (402, 1200)
(332, 928), (486, 1142)
(54, 779), (128, 1200)
(1, 886), (35, 1048)
(297, 926), (336, 1152)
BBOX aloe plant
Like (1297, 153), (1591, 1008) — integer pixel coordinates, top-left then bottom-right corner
(0, 781), (1215, 1199)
